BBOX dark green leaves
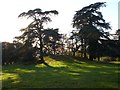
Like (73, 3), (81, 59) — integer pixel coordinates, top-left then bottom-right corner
(18, 8), (58, 20)
(73, 2), (108, 29)
(72, 2), (111, 39)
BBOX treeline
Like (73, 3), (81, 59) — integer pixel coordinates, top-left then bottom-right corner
(2, 2), (120, 65)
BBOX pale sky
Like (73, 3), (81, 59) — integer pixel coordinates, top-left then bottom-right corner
(0, 0), (119, 42)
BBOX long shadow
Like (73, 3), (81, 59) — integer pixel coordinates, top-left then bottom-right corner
(2, 64), (119, 88)
(49, 54), (74, 61)
(2, 56), (119, 88)
(49, 54), (84, 65)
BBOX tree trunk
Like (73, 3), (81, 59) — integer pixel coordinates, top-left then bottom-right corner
(39, 36), (49, 66)
(73, 50), (75, 56)
(53, 42), (56, 55)
(97, 56), (100, 61)
(81, 38), (84, 58)
(84, 40), (87, 59)
(89, 54), (93, 61)
(84, 52), (87, 59)
(53, 48), (56, 55)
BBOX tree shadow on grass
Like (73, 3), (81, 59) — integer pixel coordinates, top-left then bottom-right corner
(48, 55), (83, 65)
(49, 55), (119, 66)
(2, 58), (119, 89)
(2, 65), (80, 88)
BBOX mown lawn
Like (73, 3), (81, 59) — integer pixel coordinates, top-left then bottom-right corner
(1, 55), (119, 88)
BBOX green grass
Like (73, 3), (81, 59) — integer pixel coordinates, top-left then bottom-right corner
(1, 55), (119, 88)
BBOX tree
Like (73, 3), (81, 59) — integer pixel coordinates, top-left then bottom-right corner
(17, 8), (58, 65)
(43, 28), (61, 55)
(116, 29), (120, 40)
(59, 34), (67, 55)
(69, 30), (79, 56)
(72, 2), (111, 60)
(115, 29), (120, 60)
(2, 42), (15, 65)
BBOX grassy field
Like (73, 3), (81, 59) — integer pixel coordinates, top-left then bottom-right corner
(1, 55), (119, 88)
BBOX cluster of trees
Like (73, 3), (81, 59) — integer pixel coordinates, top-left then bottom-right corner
(2, 2), (120, 65)
(69, 2), (120, 61)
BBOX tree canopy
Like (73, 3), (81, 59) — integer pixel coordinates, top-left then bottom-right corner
(15, 8), (59, 65)
(72, 2), (111, 60)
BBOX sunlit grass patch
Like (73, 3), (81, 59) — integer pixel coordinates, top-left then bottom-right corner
(2, 73), (21, 85)
(2, 73), (18, 80)
(14, 68), (35, 73)
(110, 61), (120, 64)
(44, 56), (67, 67)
